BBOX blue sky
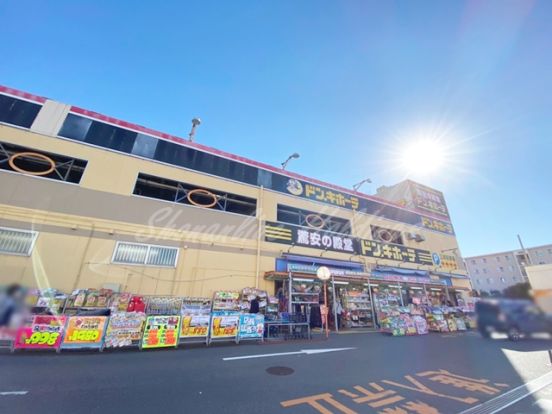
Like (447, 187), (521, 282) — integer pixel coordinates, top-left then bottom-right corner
(1, 1), (550, 257)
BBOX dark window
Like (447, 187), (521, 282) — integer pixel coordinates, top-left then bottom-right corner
(59, 113), (92, 141)
(0, 95), (41, 128)
(0, 141), (87, 184)
(132, 134), (158, 158)
(371, 225), (404, 245)
(276, 204), (351, 234)
(133, 173), (257, 216)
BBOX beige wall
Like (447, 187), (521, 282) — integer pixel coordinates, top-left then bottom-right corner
(0, 123), (467, 296)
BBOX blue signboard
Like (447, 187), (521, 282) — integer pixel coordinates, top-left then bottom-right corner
(238, 314), (265, 339)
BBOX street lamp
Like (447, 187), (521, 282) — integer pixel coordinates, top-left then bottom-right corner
(317, 266), (331, 339)
(281, 152), (300, 170)
(353, 178), (372, 192)
(188, 118), (201, 142)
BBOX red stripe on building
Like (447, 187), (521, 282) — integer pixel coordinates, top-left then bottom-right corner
(0, 85), (47, 104)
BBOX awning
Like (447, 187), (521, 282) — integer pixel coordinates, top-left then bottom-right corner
(374, 265), (429, 277)
(430, 271), (469, 279)
(282, 253), (364, 270)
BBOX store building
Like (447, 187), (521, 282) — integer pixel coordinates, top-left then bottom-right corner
(0, 85), (471, 328)
(466, 243), (552, 294)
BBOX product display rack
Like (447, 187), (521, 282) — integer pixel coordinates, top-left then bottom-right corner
(342, 290), (374, 329)
(212, 291), (241, 312)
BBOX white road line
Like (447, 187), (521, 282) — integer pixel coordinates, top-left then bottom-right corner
(458, 371), (552, 414)
(0, 391), (28, 396)
(223, 347), (356, 361)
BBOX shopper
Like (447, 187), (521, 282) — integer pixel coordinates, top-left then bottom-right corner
(249, 296), (260, 314)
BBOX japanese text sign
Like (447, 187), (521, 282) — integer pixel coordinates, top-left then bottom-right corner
(62, 316), (107, 348)
(180, 315), (210, 338)
(15, 315), (67, 350)
(141, 315), (180, 349)
(238, 314), (264, 339)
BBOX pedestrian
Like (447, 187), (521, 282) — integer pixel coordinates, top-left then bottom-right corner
(0, 284), (26, 327)
(249, 296), (260, 314)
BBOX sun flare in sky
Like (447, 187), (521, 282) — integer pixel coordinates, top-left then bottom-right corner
(397, 139), (447, 176)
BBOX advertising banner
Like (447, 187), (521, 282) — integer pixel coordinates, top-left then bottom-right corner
(238, 314), (264, 339)
(180, 315), (210, 338)
(210, 314), (239, 339)
(62, 316), (108, 348)
(104, 312), (146, 348)
(141, 315), (180, 349)
(14, 315), (67, 350)
(410, 182), (449, 218)
(265, 221), (434, 266)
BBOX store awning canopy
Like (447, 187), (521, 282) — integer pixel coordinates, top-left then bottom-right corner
(281, 253), (364, 270)
(430, 271), (469, 279)
(373, 265), (429, 277)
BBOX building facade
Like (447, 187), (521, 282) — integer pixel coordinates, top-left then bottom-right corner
(465, 244), (552, 293)
(0, 85), (471, 303)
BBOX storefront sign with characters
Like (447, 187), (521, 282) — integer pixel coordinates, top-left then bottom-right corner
(238, 314), (264, 339)
(410, 182), (449, 218)
(141, 315), (180, 349)
(277, 177), (455, 235)
(180, 315), (210, 338)
(420, 216), (454, 235)
(62, 316), (108, 348)
(266, 221), (434, 266)
(104, 312), (146, 348)
(210, 313), (239, 339)
(359, 240), (433, 265)
(14, 315), (67, 350)
(265, 221), (356, 254)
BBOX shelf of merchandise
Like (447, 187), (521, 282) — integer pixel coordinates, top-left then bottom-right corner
(342, 292), (374, 329)
(212, 291), (241, 313)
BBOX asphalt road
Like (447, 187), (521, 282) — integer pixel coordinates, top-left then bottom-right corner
(1, 332), (551, 414)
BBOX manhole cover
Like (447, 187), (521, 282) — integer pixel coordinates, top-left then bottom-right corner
(266, 366), (295, 376)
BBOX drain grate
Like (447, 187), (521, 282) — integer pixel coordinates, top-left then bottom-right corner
(266, 366), (295, 376)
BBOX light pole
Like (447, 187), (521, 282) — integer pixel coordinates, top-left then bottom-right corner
(188, 118), (201, 142)
(317, 266), (331, 339)
(353, 178), (372, 192)
(281, 153), (300, 170)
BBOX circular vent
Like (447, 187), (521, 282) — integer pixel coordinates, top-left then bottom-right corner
(376, 229), (393, 242)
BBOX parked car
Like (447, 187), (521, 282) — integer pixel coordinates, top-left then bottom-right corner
(475, 299), (552, 341)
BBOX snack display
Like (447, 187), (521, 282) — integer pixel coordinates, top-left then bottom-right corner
(145, 296), (183, 315)
(212, 291), (241, 312)
(342, 290), (373, 328)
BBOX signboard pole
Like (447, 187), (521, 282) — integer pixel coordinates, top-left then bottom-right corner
(288, 271), (293, 314)
(398, 282), (404, 306)
(331, 276), (338, 333)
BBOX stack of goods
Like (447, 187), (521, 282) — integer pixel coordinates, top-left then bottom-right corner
(212, 291), (241, 313)
(290, 283), (320, 306)
(342, 290), (373, 328)
(181, 297), (211, 315)
(28, 289), (67, 313)
(64, 289), (113, 312)
(109, 293), (132, 313)
(127, 295), (146, 313)
(146, 297), (183, 315)
(426, 308), (449, 332)
(398, 307), (418, 335)
(378, 308), (404, 336)
(239, 288), (268, 313)
(265, 296), (279, 319)
(412, 315), (429, 334)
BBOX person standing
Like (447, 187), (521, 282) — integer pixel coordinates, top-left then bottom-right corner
(249, 296), (260, 314)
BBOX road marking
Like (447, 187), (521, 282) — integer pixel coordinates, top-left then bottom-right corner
(458, 370), (552, 414)
(0, 391), (28, 396)
(223, 347), (356, 361)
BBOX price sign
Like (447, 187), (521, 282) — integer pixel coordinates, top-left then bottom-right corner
(104, 312), (146, 348)
(180, 315), (210, 338)
(14, 315), (67, 350)
(210, 314), (239, 338)
(141, 315), (180, 349)
(238, 314), (264, 339)
(62, 316), (107, 348)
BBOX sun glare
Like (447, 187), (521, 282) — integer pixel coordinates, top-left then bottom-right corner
(398, 139), (447, 176)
